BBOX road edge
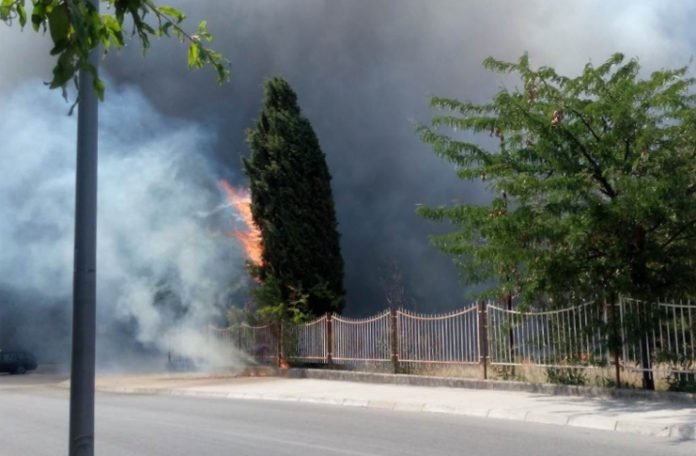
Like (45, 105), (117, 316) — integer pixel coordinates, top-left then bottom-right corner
(93, 383), (696, 441)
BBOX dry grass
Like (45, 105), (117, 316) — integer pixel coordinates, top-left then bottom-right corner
(319, 360), (694, 391)
(282, 352), (696, 392)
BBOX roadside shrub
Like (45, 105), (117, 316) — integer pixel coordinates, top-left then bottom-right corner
(545, 367), (587, 385)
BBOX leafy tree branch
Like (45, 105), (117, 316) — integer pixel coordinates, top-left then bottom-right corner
(1, 0), (230, 99)
(419, 53), (696, 307)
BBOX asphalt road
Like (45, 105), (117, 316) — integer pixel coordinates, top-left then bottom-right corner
(1, 374), (695, 456)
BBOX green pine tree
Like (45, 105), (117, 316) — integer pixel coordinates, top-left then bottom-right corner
(244, 77), (345, 319)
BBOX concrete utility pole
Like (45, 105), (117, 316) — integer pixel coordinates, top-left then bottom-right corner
(69, 0), (100, 454)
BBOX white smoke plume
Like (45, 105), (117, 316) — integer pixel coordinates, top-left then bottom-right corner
(0, 82), (248, 371)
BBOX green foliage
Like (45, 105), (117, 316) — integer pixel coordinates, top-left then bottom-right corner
(419, 53), (696, 306)
(252, 275), (299, 323)
(1, 0), (230, 99)
(655, 351), (696, 392)
(244, 76), (345, 320)
(545, 366), (587, 386)
(665, 373), (696, 393)
(251, 277), (312, 326)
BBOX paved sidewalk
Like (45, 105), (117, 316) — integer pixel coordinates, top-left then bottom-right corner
(83, 372), (696, 441)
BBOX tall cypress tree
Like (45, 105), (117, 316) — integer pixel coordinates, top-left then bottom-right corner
(244, 77), (345, 318)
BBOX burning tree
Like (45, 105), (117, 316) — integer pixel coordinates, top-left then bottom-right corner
(243, 77), (345, 319)
(219, 180), (263, 267)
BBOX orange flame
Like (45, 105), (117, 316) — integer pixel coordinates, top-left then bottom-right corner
(219, 180), (263, 266)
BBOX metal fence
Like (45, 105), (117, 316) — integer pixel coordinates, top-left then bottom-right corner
(207, 323), (279, 362)
(332, 311), (391, 363)
(619, 297), (696, 376)
(397, 307), (479, 364)
(487, 302), (607, 368)
(209, 297), (696, 387)
(285, 315), (328, 362)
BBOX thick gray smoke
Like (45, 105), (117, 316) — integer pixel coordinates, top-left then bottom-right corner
(104, 0), (695, 315)
(2, 1), (695, 336)
(0, 83), (248, 369)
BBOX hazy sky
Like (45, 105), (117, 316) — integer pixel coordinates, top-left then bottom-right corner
(2, 1), (696, 359)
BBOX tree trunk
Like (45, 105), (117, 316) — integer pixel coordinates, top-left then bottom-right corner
(630, 226), (654, 391)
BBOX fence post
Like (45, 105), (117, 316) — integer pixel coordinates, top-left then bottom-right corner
(507, 293), (515, 372)
(390, 307), (399, 373)
(605, 301), (621, 388)
(326, 313), (333, 367)
(277, 320), (284, 368)
(237, 325), (243, 353)
(638, 299), (655, 391)
(479, 300), (489, 380)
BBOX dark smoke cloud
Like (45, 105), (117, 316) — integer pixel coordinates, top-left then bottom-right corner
(2, 1), (696, 346)
(103, 0), (695, 315)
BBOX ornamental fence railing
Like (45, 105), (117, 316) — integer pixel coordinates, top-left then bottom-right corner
(332, 311), (391, 363)
(208, 297), (696, 387)
(285, 315), (328, 362)
(618, 297), (696, 379)
(206, 323), (278, 363)
(486, 301), (607, 368)
(397, 307), (480, 365)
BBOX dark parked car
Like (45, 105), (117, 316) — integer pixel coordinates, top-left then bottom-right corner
(0, 350), (37, 374)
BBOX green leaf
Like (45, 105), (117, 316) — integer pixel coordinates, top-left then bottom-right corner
(50, 50), (76, 90)
(30, 3), (45, 32)
(157, 5), (185, 23)
(187, 42), (200, 68)
(66, 2), (88, 49)
(49, 38), (69, 56)
(93, 76), (105, 101)
(17, 2), (27, 26)
(102, 14), (124, 47)
(160, 21), (172, 36)
(47, 4), (69, 44)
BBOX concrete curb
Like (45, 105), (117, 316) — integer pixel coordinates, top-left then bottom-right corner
(94, 384), (696, 441)
(282, 368), (696, 404)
